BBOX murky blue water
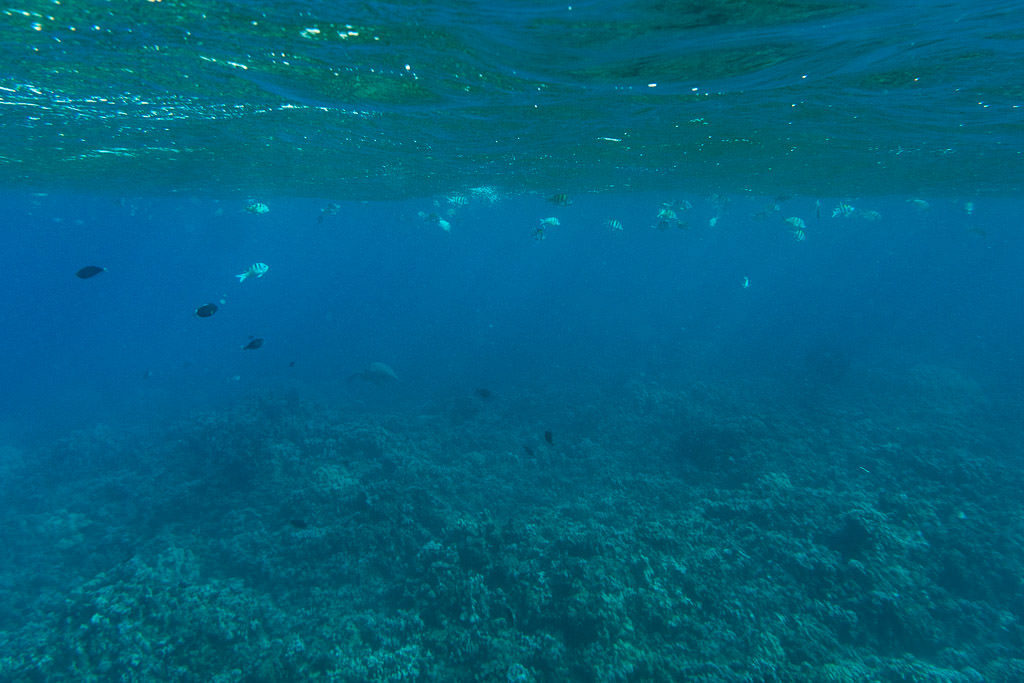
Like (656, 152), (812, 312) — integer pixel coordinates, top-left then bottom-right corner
(4, 191), (1019, 430)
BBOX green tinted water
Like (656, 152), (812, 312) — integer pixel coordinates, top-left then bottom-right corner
(1, 0), (1021, 198)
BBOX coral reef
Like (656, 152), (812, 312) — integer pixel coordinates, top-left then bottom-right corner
(1, 368), (1022, 680)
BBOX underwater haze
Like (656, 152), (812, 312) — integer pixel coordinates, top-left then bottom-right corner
(3, 1), (1024, 681)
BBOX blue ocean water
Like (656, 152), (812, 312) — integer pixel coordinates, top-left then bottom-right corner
(3, 1), (1024, 680)
(2, 192), (1019, 429)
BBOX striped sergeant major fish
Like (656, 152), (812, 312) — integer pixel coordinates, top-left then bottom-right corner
(236, 262), (269, 283)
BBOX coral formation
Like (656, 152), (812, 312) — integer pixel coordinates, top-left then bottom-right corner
(1, 369), (1022, 680)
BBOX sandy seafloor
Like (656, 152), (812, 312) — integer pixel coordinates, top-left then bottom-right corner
(1, 363), (1022, 682)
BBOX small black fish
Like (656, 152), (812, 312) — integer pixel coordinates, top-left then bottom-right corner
(288, 360), (296, 367)
(289, 519), (308, 529)
(546, 193), (571, 206)
(195, 303), (218, 318)
(474, 387), (493, 400)
(544, 430), (553, 445)
(242, 337), (264, 350)
(75, 265), (105, 279)
(523, 445), (535, 458)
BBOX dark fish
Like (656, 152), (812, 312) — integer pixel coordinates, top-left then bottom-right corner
(195, 302), (218, 318)
(544, 430), (553, 445)
(75, 265), (105, 279)
(523, 445), (535, 458)
(289, 360), (296, 367)
(242, 337), (264, 350)
(546, 193), (571, 206)
(474, 387), (493, 400)
(289, 519), (308, 529)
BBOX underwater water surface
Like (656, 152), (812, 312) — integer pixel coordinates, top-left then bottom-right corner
(1, 0), (1023, 197)
(2, 1), (1024, 681)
